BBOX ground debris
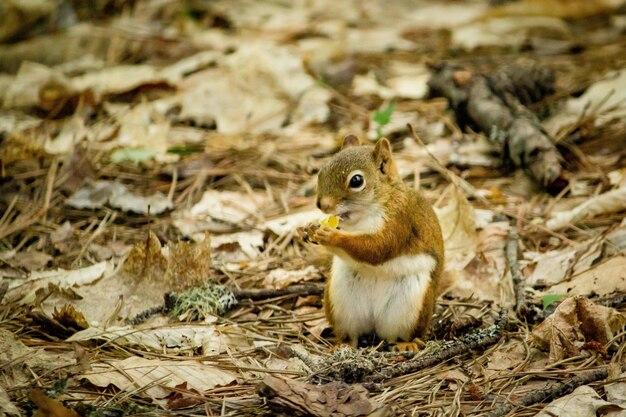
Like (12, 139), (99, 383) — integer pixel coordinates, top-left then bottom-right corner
(1, 1), (626, 416)
(258, 375), (387, 417)
(531, 296), (626, 363)
(428, 61), (566, 191)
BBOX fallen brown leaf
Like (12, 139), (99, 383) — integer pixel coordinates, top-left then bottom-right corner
(531, 296), (626, 363)
(258, 375), (387, 417)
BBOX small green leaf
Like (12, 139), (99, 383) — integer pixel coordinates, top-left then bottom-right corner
(110, 147), (157, 164)
(373, 101), (396, 127)
(372, 101), (396, 139)
(542, 294), (565, 310)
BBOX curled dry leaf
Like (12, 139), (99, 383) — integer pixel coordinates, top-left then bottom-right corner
(52, 304), (89, 331)
(122, 231), (211, 291)
(531, 296), (626, 363)
(547, 185), (626, 230)
(122, 231), (168, 279)
(82, 356), (236, 399)
(3, 62), (77, 111)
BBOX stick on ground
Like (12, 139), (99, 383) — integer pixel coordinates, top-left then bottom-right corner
(506, 226), (531, 320)
(367, 311), (509, 383)
(428, 61), (567, 192)
(486, 364), (626, 417)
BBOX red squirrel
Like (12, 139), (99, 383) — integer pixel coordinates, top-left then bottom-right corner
(303, 135), (444, 351)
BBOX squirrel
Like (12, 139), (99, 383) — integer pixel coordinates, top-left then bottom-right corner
(302, 134), (444, 351)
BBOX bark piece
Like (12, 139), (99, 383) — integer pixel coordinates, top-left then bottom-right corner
(428, 61), (566, 192)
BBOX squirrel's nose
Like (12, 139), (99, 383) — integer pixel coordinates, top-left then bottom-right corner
(317, 196), (336, 213)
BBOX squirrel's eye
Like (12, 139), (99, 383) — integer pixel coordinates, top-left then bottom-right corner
(348, 174), (365, 190)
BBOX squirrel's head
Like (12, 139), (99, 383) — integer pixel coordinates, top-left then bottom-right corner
(316, 135), (400, 233)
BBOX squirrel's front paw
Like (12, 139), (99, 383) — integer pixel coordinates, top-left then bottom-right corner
(299, 223), (321, 244)
(311, 226), (338, 246)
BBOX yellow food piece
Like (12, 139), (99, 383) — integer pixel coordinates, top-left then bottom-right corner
(319, 215), (340, 229)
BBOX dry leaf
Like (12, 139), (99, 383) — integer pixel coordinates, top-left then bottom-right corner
(66, 180), (173, 214)
(159, 41), (329, 134)
(82, 356), (236, 398)
(452, 16), (569, 50)
(485, 341), (527, 377)
(6, 261), (113, 304)
(546, 255), (626, 298)
(436, 188), (478, 270)
(71, 64), (170, 99)
(67, 324), (248, 355)
(173, 190), (268, 236)
(52, 304), (89, 331)
(106, 102), (175, 163)
(122, 231), (211, 290)
(547, 185), (626, 230)
(0, 386), (20, 417)
(545, 69), (626, 134)
(258, 375), (381, 417)
(263, 266), (321, 289)
(3, 62), (76, 110)
(606, 371), (626, 407)
(30, 389), (79, 417)
(167, 239), (212, 288)
(536, 385), (621, 417)
(526, 238), (603, 287)
(122, 231), (168, 280)
(447, 222), (515, 305)
(264, 210), (322, 236)
(211, 230), (265, 262)
(531, 296), (626, 363)
(352, 63), (430, 100)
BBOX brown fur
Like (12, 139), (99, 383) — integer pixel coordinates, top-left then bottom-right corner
(312, 137), (444, 341)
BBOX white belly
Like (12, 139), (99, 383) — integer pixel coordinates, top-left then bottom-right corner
(328, 253), (436, 342)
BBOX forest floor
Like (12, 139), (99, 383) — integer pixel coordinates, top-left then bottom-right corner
(1, 1), (626, 416)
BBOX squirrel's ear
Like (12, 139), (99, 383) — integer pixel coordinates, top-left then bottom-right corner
(374, 138), (398, 180)
(341, 134), (360, 149)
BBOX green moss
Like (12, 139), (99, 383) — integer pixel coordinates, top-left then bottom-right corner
(168, 282), (238, 320)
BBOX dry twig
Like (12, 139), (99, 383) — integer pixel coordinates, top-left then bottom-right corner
(486, 364), (626, 417)
(367, 312), (509, 383)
